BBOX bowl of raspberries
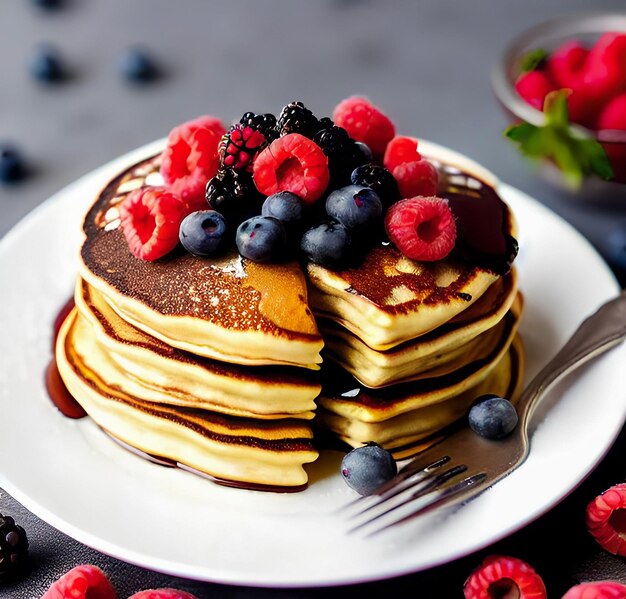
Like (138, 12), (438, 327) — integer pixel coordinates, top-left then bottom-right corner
(492, 11), (626, 202)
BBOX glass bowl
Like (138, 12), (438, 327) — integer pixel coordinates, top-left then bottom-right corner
(491, 11), (626, 203)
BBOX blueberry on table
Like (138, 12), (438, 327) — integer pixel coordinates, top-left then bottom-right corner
(236, 216), (287, 262)
(29, 44), (65, 82)
(341, 443), (397, 496)
(31, 0), (63, 9)
(119, 47), (159, 82)
(300, 220), (352, 268)
(179, 210), (227, 257)
(468, 394), (518, 440)
(0, 146), (26, 183)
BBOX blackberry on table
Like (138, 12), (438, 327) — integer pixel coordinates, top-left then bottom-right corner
(351, 163), (400, 208)
(0, 513), (28, 577)
(276, 101), (322, 138)
(314, 125), (370, 188)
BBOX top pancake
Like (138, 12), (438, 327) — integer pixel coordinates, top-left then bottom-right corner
(79, 156), (323, 368)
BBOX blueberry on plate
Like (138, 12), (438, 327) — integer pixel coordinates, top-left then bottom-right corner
(29, 44), (65, 82)
(341, 443), (397, 496)
(179, 210), (226, 256)
(0, 145), (26, 184)
(468, 394), (518, 440)
(236, 215), (287, 262)
(325, 184), (382, 231)
(261, 191), (304, 227)
(300, 220), (352, 268)
(119, 47), (159, 83)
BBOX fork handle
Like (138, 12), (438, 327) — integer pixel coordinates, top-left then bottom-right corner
(516, 290), (626, 436)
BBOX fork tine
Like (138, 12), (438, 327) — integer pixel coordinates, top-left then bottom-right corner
(347, 463), (468, 534)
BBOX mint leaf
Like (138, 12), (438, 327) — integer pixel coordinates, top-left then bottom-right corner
(505, 89), (614, 186)
(519, 48), (548, 73)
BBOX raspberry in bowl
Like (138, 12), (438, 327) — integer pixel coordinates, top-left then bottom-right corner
(491, 11), (626, 203)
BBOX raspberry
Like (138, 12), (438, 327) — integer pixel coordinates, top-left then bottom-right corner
(160, 115), (226, 211)
(548, 40), (589, 88)
(562, 582), (626, 599)
(384, 196), (456, 261)
(598, 93), (626, 130)
(219, 123), (266, 170)
(383, 136), (422, 172)
(119, 187), (189, 261)
(581, 33), (626, 105)
(391, 159), (439, 198)
(514, 70), (557, 110)
(41, 564), (116, 599)
(252, 133), (330, 204)
(128, 590), (200, 599)
(463, 555), (547, 599)
(333, 96), (395, 155)
(586, 482), (626, 556)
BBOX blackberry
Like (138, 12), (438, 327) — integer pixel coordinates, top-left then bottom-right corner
(314, 125), (369, 188)
(240, 112), (279, 143)
(276, 101), (321, 138)
(205, 168), (263, 230)
(351, 164), (400, 208)
(219, 123), (266, 170)
(0, 514), (28, 577)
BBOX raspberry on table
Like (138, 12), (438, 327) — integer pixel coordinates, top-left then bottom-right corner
(252, 133), (330, 204)
(160, 115), (226, 211)
(333, 96), (395, 156)
(586, 482), (626, 556)
(119, 187), (190, 261)
(384, 196), (456, 262)
(41, 564), (116, 599)
(463, 554), (547, 599)
(562, 581), (626, 599)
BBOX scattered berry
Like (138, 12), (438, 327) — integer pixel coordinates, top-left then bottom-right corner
(0, 513), (28, 577)
(586, 482), (626, 556)
(314, 124), (369, 188)
(351, 163), (400, 208)
(261, 191), (305, 228)
(333, 96), (395, 155)
(0, 145), (26, 184)
(464, 555), (547, 599)
(383, 136), (422, 172)
(514, 70), (556, 111)
(29, 44), (65, 83)
(468, 394), (518, 439)
(31, 0), (63, 9)
(562, 581), (626, 599)
(160, 115), (226, 211)
(384, 196), (456, 261)
(325, 184), (382, 231)
(276, 101), (322, 138)
(235, 216), (287, 262)
(548, 40), (589, 88)
(128, 590), (200, 599)
(119, 47), (159, 83)
(179, 210), (227, 256)
(219, 123), (266, 170)
(253, 133), (330, 204)
(300, 220), (352, 268)
(119, 187), (189, 261)
(340, 443), (397, 496)
(391, 159), (439, 198)
(41, 564), (116, 599)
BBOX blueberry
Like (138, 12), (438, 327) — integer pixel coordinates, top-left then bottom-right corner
(354, 141), (373, 164)
(468, 394), (518, 440)
(0, 146), (26, 184)
(179, 210), (227, 257)
(300, 220), (352, 268)
(261, 191), (304, 226)
(29, 45), (65, 83)
(341, 443), (397, 496)
(119, 47), (159, 83)
(236, 216), (287, 262)
(32, 0), (63, 8)
(325, 184), (382, 231)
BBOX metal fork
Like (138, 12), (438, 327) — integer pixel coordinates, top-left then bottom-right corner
(344, 290), (626, 535)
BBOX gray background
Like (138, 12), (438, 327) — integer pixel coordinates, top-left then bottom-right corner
(1, 1), (626, 597)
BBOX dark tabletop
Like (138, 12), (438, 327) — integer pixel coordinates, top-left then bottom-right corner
(1, 1), (626, 597)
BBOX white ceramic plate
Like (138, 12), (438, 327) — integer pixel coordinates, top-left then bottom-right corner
(0, 141), (624, 588)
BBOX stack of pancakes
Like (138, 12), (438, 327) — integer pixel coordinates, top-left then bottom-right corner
(309, 162), (524, 459)
(55, 148), (523, 489)
(55, 156), (322, 490)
